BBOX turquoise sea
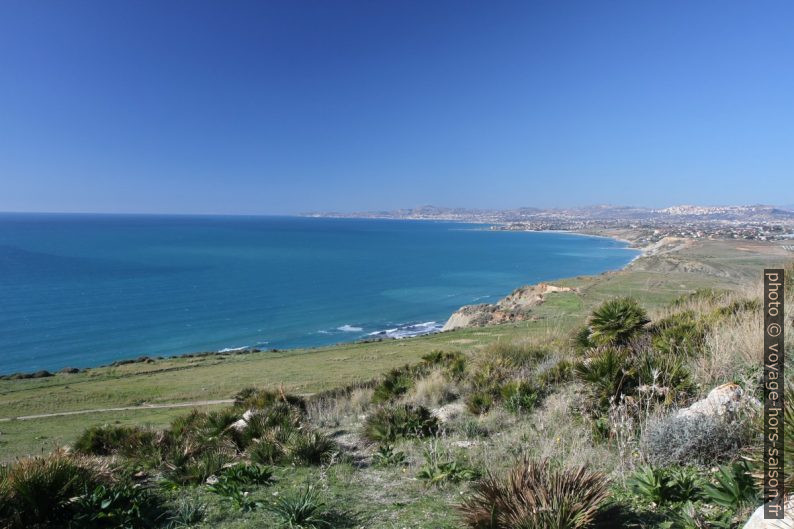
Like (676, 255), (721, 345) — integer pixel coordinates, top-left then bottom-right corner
(0, 214), (638, 374)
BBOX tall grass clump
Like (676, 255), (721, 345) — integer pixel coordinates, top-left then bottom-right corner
(459, 458), (609, 529)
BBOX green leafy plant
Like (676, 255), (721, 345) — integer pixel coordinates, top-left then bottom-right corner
(165, 495), (206, 528)
(267, 485), (333, 528)
(69, 482), (167, 528)
(459, 458), (609, 529)
(233, 387), (305, 411)
(700, 462), (758, 511)
(362, 404), (439, 443)
(207, 480), (262, 512)
(0, 451), (106, 528)
(289, 431), (337, 465)
(372, 444), (407, 467)
(575, 346), (632, 412)
(417, 443), (478, 488)
(73, 424), (159, 459)
(587, 297), (649, 346)
(465, 390), (495, 415)
(372, 365), (418, 403)
(500, 380), (539, 414)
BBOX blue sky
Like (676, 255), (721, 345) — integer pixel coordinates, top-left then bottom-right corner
(1, 1), (792, 214)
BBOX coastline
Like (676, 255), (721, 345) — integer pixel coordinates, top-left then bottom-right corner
(1, 226), (645, 379)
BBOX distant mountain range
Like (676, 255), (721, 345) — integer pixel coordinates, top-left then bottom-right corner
(303, 204), (794, 224)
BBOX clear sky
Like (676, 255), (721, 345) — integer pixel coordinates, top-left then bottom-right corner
(1, 1), (792, 214)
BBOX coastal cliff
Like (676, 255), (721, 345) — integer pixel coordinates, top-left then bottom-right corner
(442, 282), (576, 331)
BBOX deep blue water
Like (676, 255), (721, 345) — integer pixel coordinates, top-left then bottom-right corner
(0, 214), (638, 374)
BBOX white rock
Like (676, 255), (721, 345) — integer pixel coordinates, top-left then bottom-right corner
(743, 503), (794, 529)
(432, 401), (467, 423)
(677, 382), (760, 421)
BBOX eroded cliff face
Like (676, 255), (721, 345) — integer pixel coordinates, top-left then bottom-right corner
(442, 283), (576, 331)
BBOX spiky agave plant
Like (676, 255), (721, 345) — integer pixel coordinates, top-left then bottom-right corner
(459, 458), (609, 529)
(587, 297), (650, 346)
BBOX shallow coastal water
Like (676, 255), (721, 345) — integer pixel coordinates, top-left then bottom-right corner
(0, 214), (638, 373)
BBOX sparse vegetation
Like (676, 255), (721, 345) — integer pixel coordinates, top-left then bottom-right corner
(0, 242), (789, 528)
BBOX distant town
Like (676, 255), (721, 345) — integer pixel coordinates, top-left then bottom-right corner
(303, 204), (794, 247)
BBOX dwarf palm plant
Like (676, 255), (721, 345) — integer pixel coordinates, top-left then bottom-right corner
(587, 298), (649, 346)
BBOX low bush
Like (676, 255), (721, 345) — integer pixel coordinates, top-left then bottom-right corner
(587, 297), (649, 346)
(500, 380), (539, 414)
(416, 442), (478, 488)
(289, 431), (337, 465)
(701, 461), (758, 511)
(372, 365), (419, 403)
(362, 404), (439, 443)
(537, 358), (575, 386)
(267, 485), (341, 528)
(0, 450), (168, 529)
(465, 390), (495, 415)
(233, 387), (305, 411)
(486, 341), (548, 367)
(70, 482), (168, 528)
(73, 424), (159, 458)
(642, 413), (753, 467)
(372, 444), (407, 467)
(626, 466), (702, 506)
(459, 458), (609, 529)
(649, 311), (707, 357)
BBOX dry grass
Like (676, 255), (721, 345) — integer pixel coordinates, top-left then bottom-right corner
(401, 369), (459, 408)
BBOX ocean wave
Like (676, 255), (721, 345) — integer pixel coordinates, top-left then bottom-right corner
(337, 324), (364, 332)
(218, 346), (249, 352)
(368, 321), (442, 340)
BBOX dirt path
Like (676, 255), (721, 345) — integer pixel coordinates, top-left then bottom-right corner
(0, 399), (234, 422)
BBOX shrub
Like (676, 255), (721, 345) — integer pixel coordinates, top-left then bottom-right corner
(500, 380), (539, 414)
(649, 311), (707, 357)
(575, 347), (632, 412)
(572, 325), (595, 351)
(362, 404), (439, 443)
(233, 387), (305, 411)
(537, 358), (575, 386)
(0, 450), (168, 529)
(162, 447), (233, 486)
(701, 461), (758, 511)
(69, 482), (168, 528)
(207, 480), (262, 512)
(247, 429), (292, 465)
(587, 298), (649, 346)
(626, 466), (702, 506)
(241, 403), (303, 446)
(266, 485), (333, 528)
(416, 442), (478, 488)
(459, 458), (609, 529)
(465, 391), (495, 415)
(634, 351), (694, 404)
(642, 413), (752, 467)
(73, 424), (158, 458)
(486, 341), (547, 367)
(372, 365), (418, 403)
(217, 462), (275, 486)
(422, 350), (467, 380)
(166, 495), (206, 528)
(290, 431), (337, 465)
(0, 451), (105, 528)
(372, 444), (407, 467)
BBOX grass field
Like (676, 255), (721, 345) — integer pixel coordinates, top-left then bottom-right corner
(1, 237), (788, 462)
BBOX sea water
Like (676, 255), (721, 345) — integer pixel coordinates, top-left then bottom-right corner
(0, 214), (638, 373)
